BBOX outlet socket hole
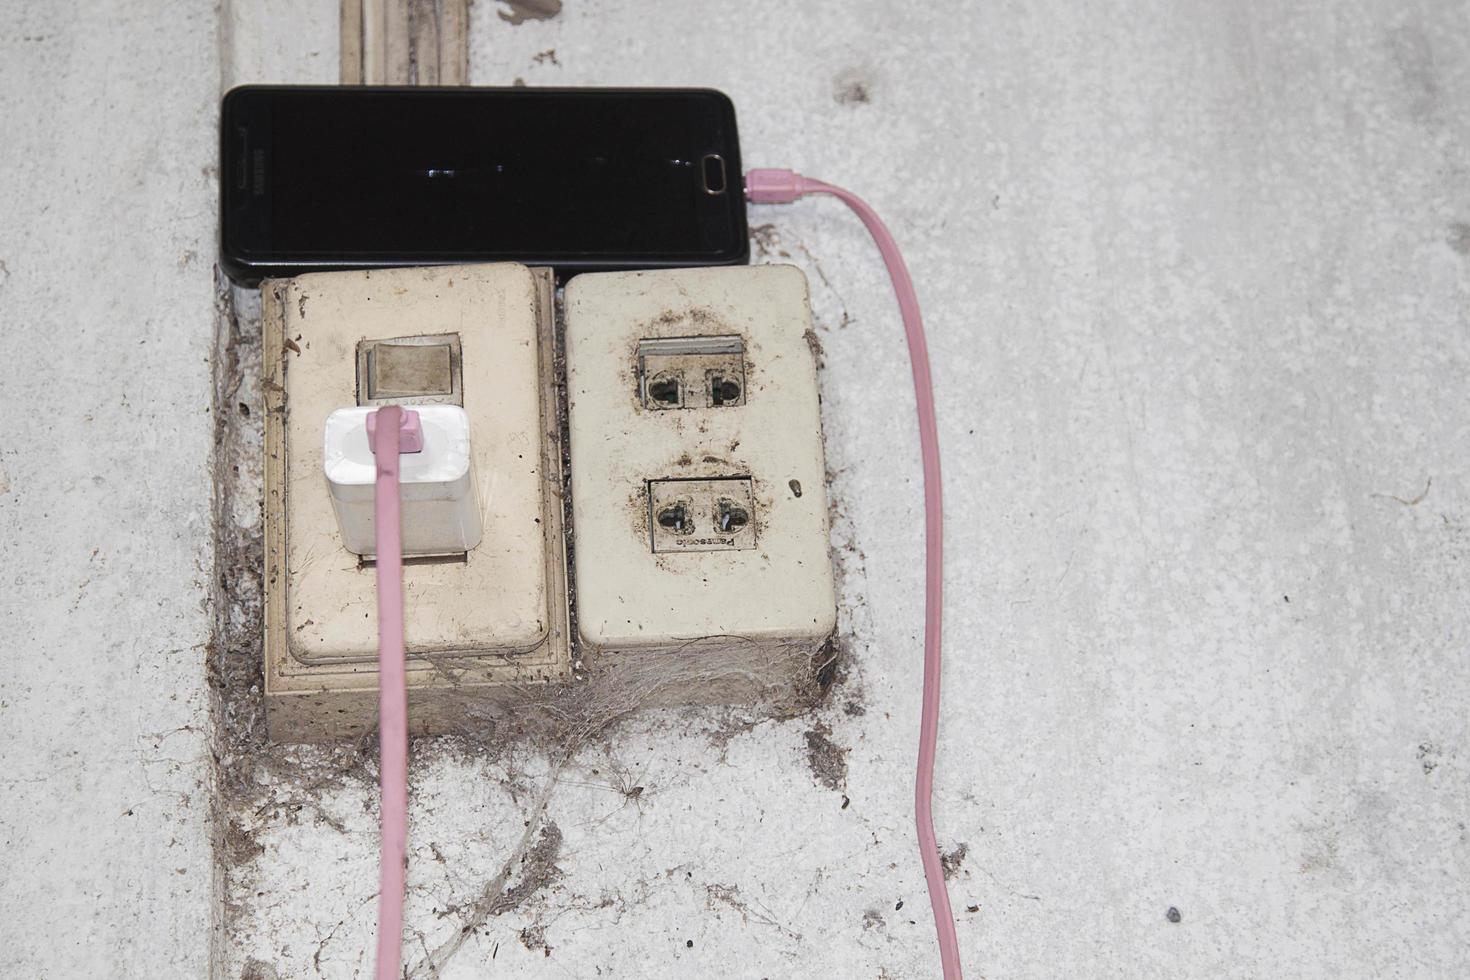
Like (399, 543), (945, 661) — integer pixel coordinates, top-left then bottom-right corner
(647, 374), (683, 408)
(657, 501), (694, 534)
(710, 376), (742, 406)
(716, 499), (750, 532)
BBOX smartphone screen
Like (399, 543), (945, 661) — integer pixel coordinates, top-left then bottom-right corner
(220, 86), (747, 284)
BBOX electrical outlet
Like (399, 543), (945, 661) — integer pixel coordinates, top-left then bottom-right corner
(564, 265), (837, 704)
(647, 477), (756, 553)
(261, 263), (570, 741)
(637, 336), (747, 410)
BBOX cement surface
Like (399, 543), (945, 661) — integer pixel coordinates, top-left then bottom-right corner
(0, 1), (219, 976)
(3, 1), (1468, 977)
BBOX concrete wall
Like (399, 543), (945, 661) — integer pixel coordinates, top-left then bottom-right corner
(2, 1), (1468, 978)
(0, 1), (218, 976)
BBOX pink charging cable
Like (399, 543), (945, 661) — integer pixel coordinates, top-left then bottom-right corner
(369, 405), (420, 980)
(746, 170), (961, 979)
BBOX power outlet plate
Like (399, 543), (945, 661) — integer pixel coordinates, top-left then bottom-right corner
(637, 336), (747, 410)
(564, 265), (837, 701)
(647, 477), (756, 553)
(262, 263), (571, 741)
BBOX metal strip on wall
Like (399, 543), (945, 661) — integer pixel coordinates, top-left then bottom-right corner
(341, 0), (468, 85)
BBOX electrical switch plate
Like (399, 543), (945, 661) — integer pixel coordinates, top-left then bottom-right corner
(564, 265), (837, 704)
(261, 263), (570, 741)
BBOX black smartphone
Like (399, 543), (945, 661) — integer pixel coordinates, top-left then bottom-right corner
(219, 85), (748, 284)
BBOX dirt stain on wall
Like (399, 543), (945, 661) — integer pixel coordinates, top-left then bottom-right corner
(804, 721), (849, 790)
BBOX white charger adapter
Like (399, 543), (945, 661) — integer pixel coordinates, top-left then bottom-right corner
(322, 405), (482, 557)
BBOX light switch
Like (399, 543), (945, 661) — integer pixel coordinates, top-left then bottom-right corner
(357, 334), (462, 405)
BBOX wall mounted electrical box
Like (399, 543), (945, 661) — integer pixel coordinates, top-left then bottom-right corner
(260, 262), (834, 741)
(563, 266), (838, 704)
(261, 263), (570, 741)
